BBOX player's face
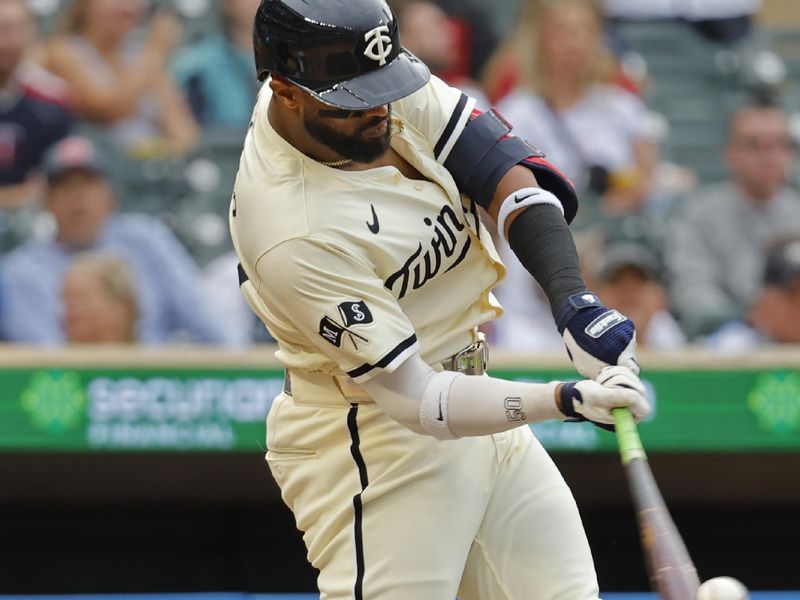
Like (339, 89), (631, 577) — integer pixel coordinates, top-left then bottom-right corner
(302, 97), (393, 164)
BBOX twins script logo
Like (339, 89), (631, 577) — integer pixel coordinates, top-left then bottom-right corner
(319, 301), (374, 350)
(363, 25), (393, 66)
(385, 205), (471, 299)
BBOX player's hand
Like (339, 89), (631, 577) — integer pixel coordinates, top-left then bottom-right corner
(556, 366), (649, 431)
(556, 291), (639, 379)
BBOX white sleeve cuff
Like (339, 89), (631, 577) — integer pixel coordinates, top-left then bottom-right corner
(419, 371), (462, 440)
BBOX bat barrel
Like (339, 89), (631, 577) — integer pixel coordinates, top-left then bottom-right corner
(613, 409), (700, 600)
(627, 459), (701, 598)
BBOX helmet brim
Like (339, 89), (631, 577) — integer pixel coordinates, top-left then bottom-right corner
(305, 50), (431, 110)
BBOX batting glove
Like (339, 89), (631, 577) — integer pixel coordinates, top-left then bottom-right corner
(556, 291), (639, 379)
(557, 366), (650, 431)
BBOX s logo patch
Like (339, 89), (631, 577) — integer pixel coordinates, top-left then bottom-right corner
(318, 300), (374, 350)
(338, 301), (374, 327)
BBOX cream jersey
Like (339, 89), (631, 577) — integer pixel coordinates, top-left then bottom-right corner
(231, 75), (506, 384)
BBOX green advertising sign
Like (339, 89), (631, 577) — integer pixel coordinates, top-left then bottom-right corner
(2, 367), (285, 452)
(1, 365), (799, 453)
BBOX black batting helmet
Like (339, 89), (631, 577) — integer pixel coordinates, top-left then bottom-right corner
(253, 0), (431, 110)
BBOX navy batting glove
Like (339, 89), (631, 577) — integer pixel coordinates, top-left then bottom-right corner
(555, 292), (639, 379)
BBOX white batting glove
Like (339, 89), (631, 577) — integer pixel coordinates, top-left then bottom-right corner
(556, 366), (650, 431)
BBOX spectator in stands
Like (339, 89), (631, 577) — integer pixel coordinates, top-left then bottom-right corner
(62, 253), (138, 344)
(595, 241), (685, 350)
(0, 136), (233, 346)
(395, 1), (490, 110)
(173, 0), (261, 131)
(43, 0), (198, 156)
(706, 237), (800, 351)
(0, 0), (71, 207)
(496, 0), (658, 222)
(665, 101), (800, 340)
(0, 260), (6, 341)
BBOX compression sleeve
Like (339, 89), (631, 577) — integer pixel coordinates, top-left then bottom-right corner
(507, 203), (587, 315)
(359, 352), (562, 439)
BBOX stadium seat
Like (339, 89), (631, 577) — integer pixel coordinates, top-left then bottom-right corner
(615, 20), (764, 185)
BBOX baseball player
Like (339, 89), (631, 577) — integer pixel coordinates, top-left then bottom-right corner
(231, 1), (649, 598)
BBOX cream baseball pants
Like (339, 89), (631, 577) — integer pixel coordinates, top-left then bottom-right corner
(266, 393), (600, 599)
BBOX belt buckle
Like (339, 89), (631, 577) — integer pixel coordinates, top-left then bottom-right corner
(451, 335), (488, 375)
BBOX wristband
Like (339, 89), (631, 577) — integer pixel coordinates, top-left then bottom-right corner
(497, 187), (563, 243)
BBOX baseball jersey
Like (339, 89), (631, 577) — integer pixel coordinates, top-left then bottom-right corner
(231, 75), (506, 384)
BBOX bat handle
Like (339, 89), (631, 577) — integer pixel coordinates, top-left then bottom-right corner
(612, 407), (647, 464)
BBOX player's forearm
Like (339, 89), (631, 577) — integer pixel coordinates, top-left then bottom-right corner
(360, 352), (563, 439)
(446, 374), (563, 436)
(485, 166), (587, 315)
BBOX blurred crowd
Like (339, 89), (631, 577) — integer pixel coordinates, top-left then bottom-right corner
(0, 0), (799, 353)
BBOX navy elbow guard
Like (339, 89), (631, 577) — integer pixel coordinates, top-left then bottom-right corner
(443, 109), (578, 223)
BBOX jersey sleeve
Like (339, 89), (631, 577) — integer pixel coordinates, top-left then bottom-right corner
(250, 236), (419, 383)
(395, 74), (476, 164)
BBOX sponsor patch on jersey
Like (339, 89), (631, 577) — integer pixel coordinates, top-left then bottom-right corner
(318, 301), (374, 350)
(585, 310), (626, 339)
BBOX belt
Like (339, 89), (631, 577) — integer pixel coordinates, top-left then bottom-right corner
(283, 334), (488, 398)
(439, 333), (488, 376)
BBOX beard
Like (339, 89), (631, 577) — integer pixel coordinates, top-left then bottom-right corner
(304, 106), (393, 164)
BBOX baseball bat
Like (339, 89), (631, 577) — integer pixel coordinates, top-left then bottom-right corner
(612, 408), (700, 600)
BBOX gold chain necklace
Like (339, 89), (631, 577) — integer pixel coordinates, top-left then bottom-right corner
(320, 158), (354, 168)
(318, 119), (404, 168)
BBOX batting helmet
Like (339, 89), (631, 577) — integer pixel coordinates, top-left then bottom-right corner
(253, 0), (431, 110)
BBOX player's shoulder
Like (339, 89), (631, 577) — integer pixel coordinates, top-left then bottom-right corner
(239, 233), (372, 308)
(231, 167), (308, 258)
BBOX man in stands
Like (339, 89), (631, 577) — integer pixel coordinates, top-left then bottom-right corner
(0, 136), (234, 346)
(665, 100), (800, 340)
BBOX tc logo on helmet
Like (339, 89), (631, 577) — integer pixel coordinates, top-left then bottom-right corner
(364, 25), (393, 66)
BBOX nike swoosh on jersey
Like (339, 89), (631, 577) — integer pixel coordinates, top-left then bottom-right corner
(367, 204), (380, 234)
(437, 392), (444, 421)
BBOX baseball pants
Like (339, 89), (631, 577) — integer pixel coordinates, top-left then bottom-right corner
(266, 392), (601, 599)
